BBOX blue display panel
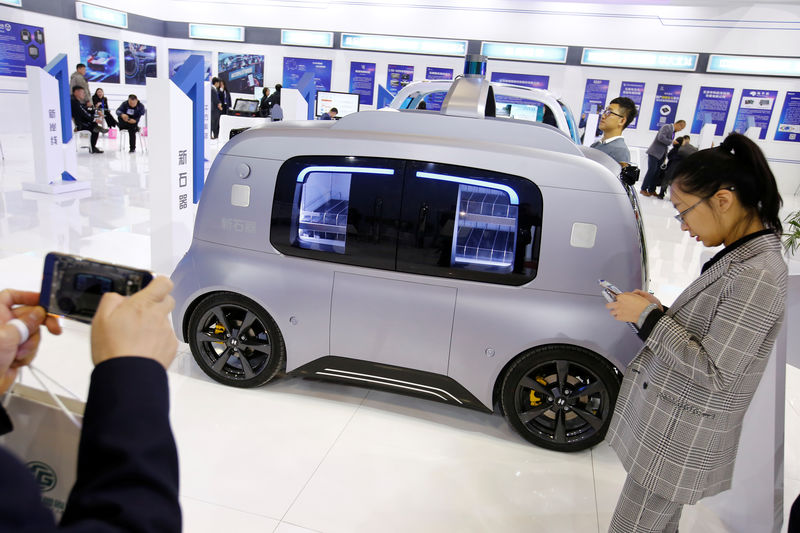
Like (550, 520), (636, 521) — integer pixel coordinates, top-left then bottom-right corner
(691, 86), (734, 136)
(0, 19), (46, 77)
(732, 89), (777, 140)
(124, 42), (156, 85)
(775, 92), (800, 143)
(168, 49), (211, 81)
(349, 62), (375, 106)
(580, 78), (609, 118)
(490, 72), (549, 90)
(386, 64), (414, 96)
(283, 57), (332, 92)
(219, 53), (264, 93)
(619, 81), (645, 129)
(79, 34), (119, 83)
(649, 84), (682, 131)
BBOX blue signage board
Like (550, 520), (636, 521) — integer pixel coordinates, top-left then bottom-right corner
(649, 84), (682, 131)
(775, 91), (800, 143)
(0, 20), (46, 77)
(423, 67), (453, 111)
(283, 57), (332, 92)
(619, 81), (645, 129)
(732, 89), (777, 140)
(581, 78), (609, 117)
(349, 62), (375, 106)
(79, 34), (120, 84)
(691, 86), (734, 136)
(490, 72), (549, 90)
(386, 64), (414, 96)
(219, 53), (264, 93)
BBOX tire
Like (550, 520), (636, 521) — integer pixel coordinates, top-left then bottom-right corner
(500, 345), (619, 452)
(188, 292), (286, 388)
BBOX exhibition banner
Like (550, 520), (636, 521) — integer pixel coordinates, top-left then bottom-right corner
(79, 34), (119, 83)
(349, 62), (375, 106)
(619, 81), (645, 129)
(490, 72), (549, 90)
(219, 53), (264, 93)
(283, 57), (332, 92)
(168, 49), (212, 82)
(386, 64), (414, 96)
(580, 78), (609, 117)
(424, 66), (453, 111)
(732, 89), (777, 140)
(775, 91), (800, 143)
(124, 42), (156, 85)
(0, 19), (46, 77)
(649, 84), (682, 130)
(691, 86), (734, 136)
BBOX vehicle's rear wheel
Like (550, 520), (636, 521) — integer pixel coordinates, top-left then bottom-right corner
(501, 345), (619, 452)
(188, 292), (285, 388)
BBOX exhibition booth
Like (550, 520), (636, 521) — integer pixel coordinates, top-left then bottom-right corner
(0, 1), (799, 532)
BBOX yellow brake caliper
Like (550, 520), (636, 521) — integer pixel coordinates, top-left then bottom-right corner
(214, 323), (226, 343)
(529, 376), (549, 406)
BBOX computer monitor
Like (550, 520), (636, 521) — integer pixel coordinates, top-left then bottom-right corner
(315, 91), (360, 118)
(233, 99), (259, 114)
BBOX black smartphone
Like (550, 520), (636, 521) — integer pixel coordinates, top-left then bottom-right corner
(39, 252), (153, 323)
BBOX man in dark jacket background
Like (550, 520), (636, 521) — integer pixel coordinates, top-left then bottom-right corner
(210, 77), (222, 139)
(71, 86), (107, 154)
(115, 94), (146, 153)
(640, 119), (685, 196)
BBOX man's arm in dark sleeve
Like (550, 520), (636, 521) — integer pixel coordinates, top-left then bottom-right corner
(60, 357), (181, 533)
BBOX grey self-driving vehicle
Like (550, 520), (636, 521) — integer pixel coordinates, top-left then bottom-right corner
(170, 75), (647, 452)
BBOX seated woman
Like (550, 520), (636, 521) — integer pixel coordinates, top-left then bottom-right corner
(91, 88), (118, 129)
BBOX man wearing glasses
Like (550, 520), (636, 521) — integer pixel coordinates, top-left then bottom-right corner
(640, 119), (686, 197)
(590, 97), (638, 166)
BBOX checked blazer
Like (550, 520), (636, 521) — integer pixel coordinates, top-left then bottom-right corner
(608, 232), (787, 505)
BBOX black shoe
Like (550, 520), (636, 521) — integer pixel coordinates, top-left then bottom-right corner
(135, 126), (141, 133)
(91, 147), (104, 154)
(129, 149), (136, 153)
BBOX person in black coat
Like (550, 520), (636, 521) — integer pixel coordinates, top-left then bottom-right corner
(0, 277), (181, 533)
(259, 87), (271, 117)
(91, 88), (117, 128)
(115, 94), (146, 153)
(71, 86), (107, 153)
(218, 80), (231, 115)
(210, 77), (222, 139)
(265, 83), (281, 110)
(0, 278), (181, 532)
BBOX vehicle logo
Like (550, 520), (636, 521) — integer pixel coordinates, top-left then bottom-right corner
(27, 461), (57, 492)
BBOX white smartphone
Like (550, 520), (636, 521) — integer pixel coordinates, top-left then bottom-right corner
(598, 279), (622, 302)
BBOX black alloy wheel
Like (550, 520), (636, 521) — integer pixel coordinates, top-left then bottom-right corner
(501, 345), (619, 452)
(188, 293), (285, 388)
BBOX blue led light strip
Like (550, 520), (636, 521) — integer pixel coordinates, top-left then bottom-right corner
(416, 171), (519, 205)
(297, 166), (395, 183)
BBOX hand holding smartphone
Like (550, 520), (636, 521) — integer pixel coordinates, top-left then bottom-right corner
(598, 279), (622, 302)
(39, 252), (153, 323)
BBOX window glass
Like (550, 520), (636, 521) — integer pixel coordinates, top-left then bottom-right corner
(271, 157), (404, 270)
(560, 101), (580, 143)
(397, 162), (542, 286)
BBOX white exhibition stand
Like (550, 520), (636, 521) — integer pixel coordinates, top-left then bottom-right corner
(146, 76), (195, 275)
(697, 123), (717, 149)
(219, 114), (269, 142)
(281, 88), (309, 121)
(23, 66), (89, 195)
(695, 272), (798, 533)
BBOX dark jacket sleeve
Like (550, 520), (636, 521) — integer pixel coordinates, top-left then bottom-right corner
(115, 101), (125, 118)
(0, 358), (180, 532)
(71, 98), (93, 125)
(210, 88), (220, 108)
(59, 357), (181, 532)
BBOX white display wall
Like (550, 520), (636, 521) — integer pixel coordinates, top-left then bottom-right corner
(1, 3), (799, 195)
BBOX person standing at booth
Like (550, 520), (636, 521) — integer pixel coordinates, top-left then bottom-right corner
(116, 95), (146, 153)
(69, 63), (91, 106)
(605, 133), (786, 532)
(590, 97), (637, 166)
(210, 77), (222, 139)
(218, 80), (231, 115)
(259, 87), (271, 117)
(640, 120), (685, 197)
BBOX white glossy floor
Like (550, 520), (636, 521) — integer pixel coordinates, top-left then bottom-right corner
(0, 132), (799, 533)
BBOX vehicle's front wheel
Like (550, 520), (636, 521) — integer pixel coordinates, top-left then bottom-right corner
(188, 292), (285, 388)
(501, 345), (619, 452)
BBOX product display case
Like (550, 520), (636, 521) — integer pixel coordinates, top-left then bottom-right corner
(452, 184), (517, 270)
(297, 173), (351, 253)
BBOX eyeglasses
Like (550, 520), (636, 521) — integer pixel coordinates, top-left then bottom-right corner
(601, 108), (624, 119)
(673, 187), (736, 224)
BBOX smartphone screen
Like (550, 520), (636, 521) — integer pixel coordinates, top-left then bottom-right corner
(39, 252), (153, 323)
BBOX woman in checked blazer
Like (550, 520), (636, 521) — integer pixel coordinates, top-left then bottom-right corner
(605, 132), (787, 533)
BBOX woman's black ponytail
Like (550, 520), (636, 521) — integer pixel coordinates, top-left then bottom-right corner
(673, 132), (783, 234)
